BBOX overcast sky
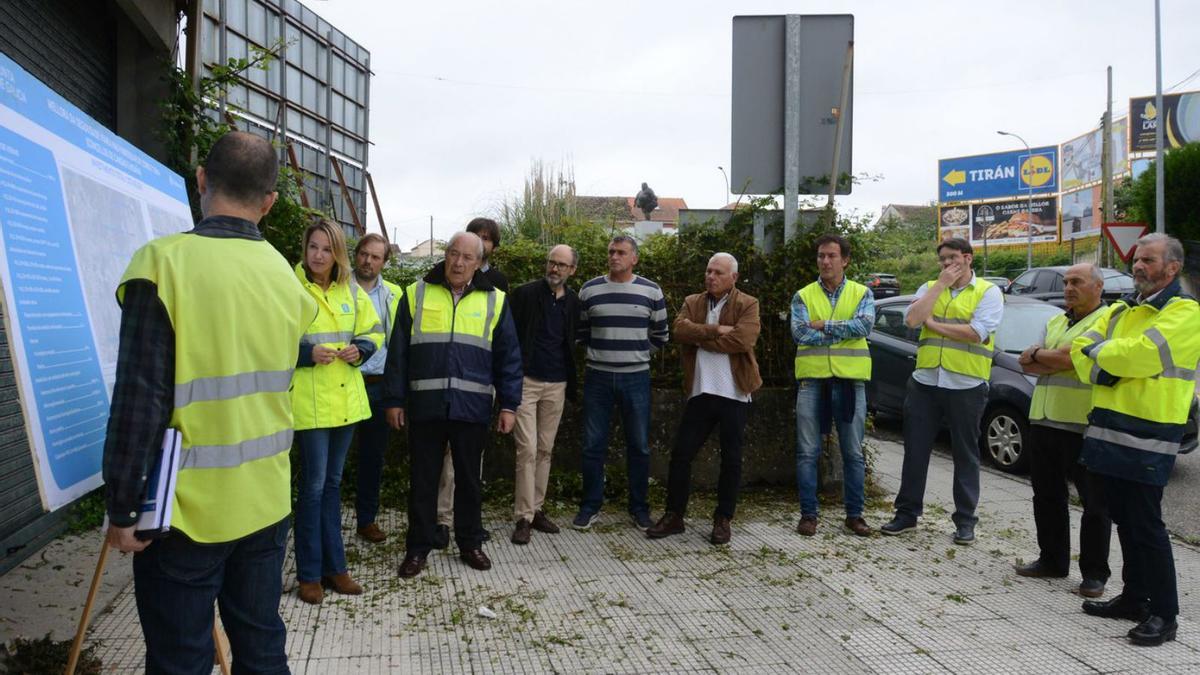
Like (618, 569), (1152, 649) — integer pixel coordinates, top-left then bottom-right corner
(307, 0), (1200, 248)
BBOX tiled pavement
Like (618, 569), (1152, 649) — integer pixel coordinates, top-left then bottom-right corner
(83, 438), (1200, 673)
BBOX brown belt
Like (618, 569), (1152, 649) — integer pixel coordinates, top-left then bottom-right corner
(363, 375), (384, 384)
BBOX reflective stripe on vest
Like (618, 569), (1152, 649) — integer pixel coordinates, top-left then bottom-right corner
(1029, 308), (1102, 431)
(410, 280), (498, 350)
(915, 279), (996, 380)
(119, 233), (311, 543)
(794, 280), (872, 381)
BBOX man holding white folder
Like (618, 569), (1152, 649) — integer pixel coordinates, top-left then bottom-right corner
(102, 132), (315, 674)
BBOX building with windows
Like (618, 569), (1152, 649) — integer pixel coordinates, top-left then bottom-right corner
(198, 0), (372, 238)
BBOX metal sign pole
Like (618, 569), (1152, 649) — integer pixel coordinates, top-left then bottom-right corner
(783, 15), (801, 241)
(1154, 0), (1165, 232)
(826, 41), (855, 214)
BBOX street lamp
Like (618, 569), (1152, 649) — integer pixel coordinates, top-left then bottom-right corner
(717, 166), (730, 207)
(997, 130), (1035, 270)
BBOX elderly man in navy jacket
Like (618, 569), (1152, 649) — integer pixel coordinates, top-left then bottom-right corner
(384, 231), (523, 578)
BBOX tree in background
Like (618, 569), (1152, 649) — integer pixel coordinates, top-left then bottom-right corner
(1118, 142), (1200, 244)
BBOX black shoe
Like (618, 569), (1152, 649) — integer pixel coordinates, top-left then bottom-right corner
(432, 524), (450, 550)
(482, 528), (492, 543)
(880, 516), (916, 536)
(1078, 578), (1106, 598)
(1082, 594), (1151, 622)
(1128, 616), (1177, 646)
(1013, 560), (1068, 578)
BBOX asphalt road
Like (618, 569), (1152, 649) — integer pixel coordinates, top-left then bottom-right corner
(870, 415), (1200, 543)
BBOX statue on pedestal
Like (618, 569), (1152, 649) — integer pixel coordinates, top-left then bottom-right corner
(634, 182), (658, 221)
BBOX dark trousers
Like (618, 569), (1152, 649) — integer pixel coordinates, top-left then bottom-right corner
(895, 378), (987, 527)
(133, 518), (290, 675)
(665, 394), (751, 519)
(406, 419), (487, 555)
(1105, 474), (1178, 619)
(1028, 424), (1111, 580)
(354, 382), (390, 528)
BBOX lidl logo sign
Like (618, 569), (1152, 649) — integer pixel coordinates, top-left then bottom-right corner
(1020, 154), (1055, 188)
(938, 146), (1058, 202)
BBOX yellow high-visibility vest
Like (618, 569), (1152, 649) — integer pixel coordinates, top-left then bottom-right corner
(794, 280), (872, 380)
(915, 278), (998, 380)
(1028, 307), (1104, 432)
(118, 233), (314, 543)
(291, 264), (383, 430)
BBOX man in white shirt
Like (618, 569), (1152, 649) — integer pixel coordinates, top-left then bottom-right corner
(646, 253), (762, 545)
(881, 238), (1004, 545)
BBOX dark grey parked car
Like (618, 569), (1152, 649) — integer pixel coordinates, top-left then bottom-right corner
(865, 294), (1198, 473)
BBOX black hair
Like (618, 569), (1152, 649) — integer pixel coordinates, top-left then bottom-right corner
(202, 131), (278, 204)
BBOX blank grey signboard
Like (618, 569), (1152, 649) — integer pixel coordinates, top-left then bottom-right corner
(731, 15), (854, 195)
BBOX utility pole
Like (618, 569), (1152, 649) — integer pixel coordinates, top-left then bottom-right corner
(1154, 0), (1165, 232)
(1102, 66), (1115, 267)
(430, 216), (434, 258)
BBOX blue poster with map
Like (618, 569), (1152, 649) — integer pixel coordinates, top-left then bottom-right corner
(0, 52), (192, 511)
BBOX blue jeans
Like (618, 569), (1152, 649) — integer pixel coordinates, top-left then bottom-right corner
(295, 425), (354, 582)
(134, 518), (290, 675)
(795, 379), (866, 518)
(579, 368), (651, 516)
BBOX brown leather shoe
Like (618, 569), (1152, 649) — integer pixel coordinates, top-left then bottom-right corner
(844, 516), (871, 537)
(357, 522), (387, 543)
(297, 581), (324, 605)
(796, 515), (818, 536)
(460, 548), (492, 571)
(398, 554), (427, 578)
(531, 510), (560, 534)
(511, 518), (532, 545)
(710, 516), (732, 545)
(646, 512), (685, 539)
(321, 572), (363, 595)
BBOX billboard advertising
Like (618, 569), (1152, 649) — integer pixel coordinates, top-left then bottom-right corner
(0, 53), (191, 510)
(1129, 91), (1200, 152)
(938, 146), (1058, 202)
(1060, 118), (1128, 190)
(938, 205), (970, 242)
(968, 196), (1058, 246)
(1061, 186), (1101, 240)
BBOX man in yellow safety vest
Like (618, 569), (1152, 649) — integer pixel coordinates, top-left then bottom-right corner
(1013, 263), (1111, 599)
(103, 131), (315, 672)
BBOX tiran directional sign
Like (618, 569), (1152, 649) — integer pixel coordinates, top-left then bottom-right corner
(938, 146), (1058, 202)
(1102, 222), (1150, 263)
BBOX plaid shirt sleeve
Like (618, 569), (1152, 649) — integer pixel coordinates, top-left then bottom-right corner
(824, 288), (876, 340)
(102, 279), (174, 527)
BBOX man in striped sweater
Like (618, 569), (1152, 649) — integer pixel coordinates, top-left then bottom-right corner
(572, 235), (670, 530)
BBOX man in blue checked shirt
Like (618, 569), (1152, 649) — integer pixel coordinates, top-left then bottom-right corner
(791, 234), (875, 538)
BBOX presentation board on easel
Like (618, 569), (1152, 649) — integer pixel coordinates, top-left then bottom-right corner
(0, 52), (192, 512)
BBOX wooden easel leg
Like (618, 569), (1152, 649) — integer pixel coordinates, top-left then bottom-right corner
(213, 619), (232, 675)
(65, 540), (109, 675)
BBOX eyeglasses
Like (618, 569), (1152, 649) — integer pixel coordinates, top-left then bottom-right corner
(546, 260), (574, 269)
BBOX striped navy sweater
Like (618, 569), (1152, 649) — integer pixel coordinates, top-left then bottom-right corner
(576, 275), (669, 372)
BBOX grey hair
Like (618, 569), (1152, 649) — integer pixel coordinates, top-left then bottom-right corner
(448, 231), (485, 259)
(709, 252), (739, 274)
(549, 243), (579, 267)
(1073, 262), (1104, 284)
(1137, 232), (1185, 265)
(610, 234), (638, 255)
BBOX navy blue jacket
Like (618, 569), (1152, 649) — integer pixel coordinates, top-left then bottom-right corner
(382, 262), (523, 423)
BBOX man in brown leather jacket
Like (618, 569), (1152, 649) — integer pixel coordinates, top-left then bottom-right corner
(646, 252), (761, 545)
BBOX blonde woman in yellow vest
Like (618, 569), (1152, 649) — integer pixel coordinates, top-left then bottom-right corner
(103, 133), (315, 671)
(790, 234), (875, 538)
(292, 220), (384, 605)
(1012, 263), (1111, 599)
(881, 237), (1003, 545)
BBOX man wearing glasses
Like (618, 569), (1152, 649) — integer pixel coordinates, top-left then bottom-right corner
(506, 245), (580, 543)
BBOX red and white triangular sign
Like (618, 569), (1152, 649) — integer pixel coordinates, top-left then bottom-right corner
(1102, 222), (1150, 263)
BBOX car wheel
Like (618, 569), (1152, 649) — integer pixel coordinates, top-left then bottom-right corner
(980, 404), (1029, 473)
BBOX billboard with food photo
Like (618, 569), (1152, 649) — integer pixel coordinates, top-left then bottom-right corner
(1061, 185), (1101, 240)
(1129, 91), (1200, 152)
(969, 196), (1058, 246)
(1060, 118), (1128, 190)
